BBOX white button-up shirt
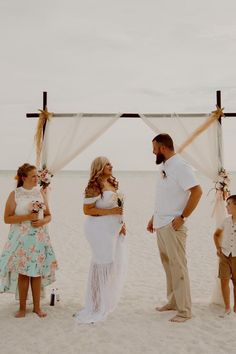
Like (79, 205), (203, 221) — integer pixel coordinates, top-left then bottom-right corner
(153, 154), (198, 229)
(220, 216), (236, 257)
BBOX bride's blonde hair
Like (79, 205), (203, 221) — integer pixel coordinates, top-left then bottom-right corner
(85, 156), (118, 197)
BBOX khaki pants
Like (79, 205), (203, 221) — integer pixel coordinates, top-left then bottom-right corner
(156, 224), (191, 318)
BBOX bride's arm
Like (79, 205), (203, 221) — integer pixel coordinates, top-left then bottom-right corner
(83, 203), (122, 216)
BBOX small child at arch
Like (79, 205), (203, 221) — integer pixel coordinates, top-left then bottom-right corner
(214, 194), (236, 317)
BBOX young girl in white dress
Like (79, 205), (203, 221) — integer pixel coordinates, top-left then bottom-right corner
(0, 163), (58, 318)
(74, 157), (127, 323)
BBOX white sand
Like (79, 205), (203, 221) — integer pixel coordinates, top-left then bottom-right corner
(1, 170), (236, 354)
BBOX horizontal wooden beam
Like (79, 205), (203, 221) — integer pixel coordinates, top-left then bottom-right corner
(26, 90), (236, 119)
(27, 112), (214, 118)
(224, 113), (236, 117)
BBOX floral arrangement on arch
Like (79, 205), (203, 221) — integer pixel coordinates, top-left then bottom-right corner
(214, 168), (230, 200)
(37, 165), (53, 189)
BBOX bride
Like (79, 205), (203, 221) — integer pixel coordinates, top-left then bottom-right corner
(74, 156), (127, 323)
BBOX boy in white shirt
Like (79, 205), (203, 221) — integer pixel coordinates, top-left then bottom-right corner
(214, 195), (236, 317)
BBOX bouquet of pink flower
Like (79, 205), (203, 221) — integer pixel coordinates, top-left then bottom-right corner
(30, 200), (46, 214)
(37, 165), (53, 189)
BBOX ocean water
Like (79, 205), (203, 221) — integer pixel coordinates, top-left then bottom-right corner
(0, 169), (236, 228)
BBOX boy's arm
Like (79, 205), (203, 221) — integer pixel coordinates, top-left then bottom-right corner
(214, 228), (223, 256)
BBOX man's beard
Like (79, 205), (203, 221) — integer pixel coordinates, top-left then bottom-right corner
(155, 153), (165, 165)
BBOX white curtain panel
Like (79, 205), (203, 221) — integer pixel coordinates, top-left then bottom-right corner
(42, 114), (120, 173)
(141, 114), (222, 180)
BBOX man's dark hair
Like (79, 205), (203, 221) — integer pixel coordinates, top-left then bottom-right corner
(152, 134), (174, 151)
(227, 195), (236, 205)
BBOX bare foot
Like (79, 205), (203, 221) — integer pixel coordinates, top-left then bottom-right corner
(33, 309), (47, 318)
(169, 315), (190, 323)
(155, 304), (176, 312)
(219, 310), (231, 318)
(15, 310), (26, 318)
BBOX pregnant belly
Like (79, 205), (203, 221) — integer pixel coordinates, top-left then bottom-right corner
(84, 215), (121, 263)
(84, 215), (121, 235)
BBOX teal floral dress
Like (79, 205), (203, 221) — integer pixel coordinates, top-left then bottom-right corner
(0, 187), (58, 294)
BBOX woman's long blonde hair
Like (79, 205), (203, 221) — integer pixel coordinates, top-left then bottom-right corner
(85, 156), (118, 197)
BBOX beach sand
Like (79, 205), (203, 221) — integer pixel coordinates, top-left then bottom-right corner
(0, 170), (236, 354)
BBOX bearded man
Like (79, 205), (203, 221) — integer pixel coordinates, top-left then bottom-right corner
(147, 133), (202, 322)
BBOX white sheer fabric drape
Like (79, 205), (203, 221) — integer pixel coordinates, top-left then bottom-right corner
(140, 114), (221, 181)
(41, 114), (120, 173)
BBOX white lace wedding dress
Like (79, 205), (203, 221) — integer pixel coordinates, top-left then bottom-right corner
(75, 191), (128, 323)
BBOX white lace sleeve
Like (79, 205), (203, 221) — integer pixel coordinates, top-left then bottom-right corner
(83, 195), (101, 205)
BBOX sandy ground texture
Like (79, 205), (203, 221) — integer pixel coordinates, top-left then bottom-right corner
(1, 170), (236, 354)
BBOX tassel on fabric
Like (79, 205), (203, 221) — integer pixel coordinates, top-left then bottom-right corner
(34, 108), (53, 167)
(177, 106), (224, 154)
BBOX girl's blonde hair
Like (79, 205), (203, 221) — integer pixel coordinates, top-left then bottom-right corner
(85, 156), (118, 197)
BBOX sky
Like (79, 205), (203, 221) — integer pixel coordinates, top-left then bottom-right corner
(1, 0), (236, 171)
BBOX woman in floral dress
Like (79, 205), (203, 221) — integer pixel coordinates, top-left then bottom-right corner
(0, 163), (58, 318)
(74, 157), (127, 324)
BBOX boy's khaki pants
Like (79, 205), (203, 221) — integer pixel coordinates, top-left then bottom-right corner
(156, 223), (191, 318)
